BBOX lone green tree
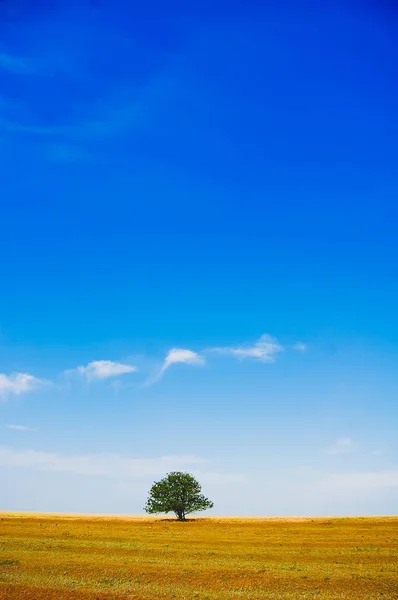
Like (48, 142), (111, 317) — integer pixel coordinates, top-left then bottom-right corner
(144, 471), (214, 521)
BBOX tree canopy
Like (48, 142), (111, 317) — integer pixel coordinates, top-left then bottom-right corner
(144, 471), (214, 521)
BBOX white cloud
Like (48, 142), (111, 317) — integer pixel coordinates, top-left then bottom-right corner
(6, 425), (33, 431)
(72, 360), (137, 381)
(318, 470), (398, 491)
(0, 373), (49, 398)
(162, 348), (204, 371)
(326, 437), (356, 455)
(210, 334), (283, 363)
(141, 348), (204, 387)
(293, 342), (307, 352)
(147, 348), (205, 385)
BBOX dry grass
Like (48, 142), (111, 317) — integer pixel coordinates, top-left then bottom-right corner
(0, 514), (397, 599)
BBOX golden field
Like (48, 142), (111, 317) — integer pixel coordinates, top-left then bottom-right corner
(0, 514), (397, 599)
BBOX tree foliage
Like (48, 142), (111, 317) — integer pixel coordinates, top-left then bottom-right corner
(144, 471), (214, 521)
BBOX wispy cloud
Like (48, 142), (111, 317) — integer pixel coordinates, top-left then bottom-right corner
(0, 447), (207, 477)
(195, 471), (248, 485)
(6, 425), (33, 431)
(318, 470), (398, 491)
(210, 334), (283, 363)
(326, 437), (356, 455)
(293, 342), (307, 352)
(144, 348), (205, 386)
(45, 143), (92, 164)
(0, 63), (167, 143)
(70, 360), (137, 381)
(0, 373), (49, 398)
(0, 446), (245, 485)
(0, 51), (33, 75)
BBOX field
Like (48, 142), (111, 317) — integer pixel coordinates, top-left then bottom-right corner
(0, 514), (397, 600)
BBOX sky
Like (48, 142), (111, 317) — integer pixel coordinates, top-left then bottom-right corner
(0, 0), (397, 516)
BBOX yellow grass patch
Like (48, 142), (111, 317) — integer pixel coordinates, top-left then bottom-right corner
(0, 515), (397, 599)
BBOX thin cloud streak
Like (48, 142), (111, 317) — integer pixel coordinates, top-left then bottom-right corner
(318, 470), (398, 491)
(293, 342), (307, 352)
(0, 447), (206, 476)
(326, 438), (356, 455)
(209, 334), (283, 363)
(0, 51), (33, 74)
(0, 447), (244, 485)
(68, 360), (137, 381)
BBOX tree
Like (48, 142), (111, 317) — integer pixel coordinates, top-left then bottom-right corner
(144, 471), (214, 521)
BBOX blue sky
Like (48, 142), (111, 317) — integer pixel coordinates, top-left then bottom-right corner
(0, 0), (397, 515)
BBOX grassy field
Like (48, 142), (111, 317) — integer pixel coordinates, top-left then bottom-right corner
(0, 514), (397, 599)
